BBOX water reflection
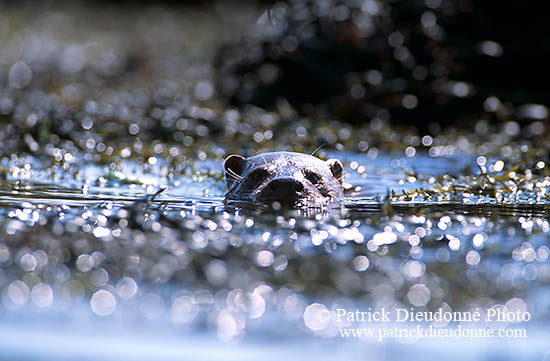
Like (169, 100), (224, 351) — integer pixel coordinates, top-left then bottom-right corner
(1, 155), (549, 333)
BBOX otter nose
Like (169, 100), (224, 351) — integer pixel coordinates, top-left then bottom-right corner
(266, 178), (305, 193)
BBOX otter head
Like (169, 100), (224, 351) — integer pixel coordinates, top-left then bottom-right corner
(224, 152), (344, 207)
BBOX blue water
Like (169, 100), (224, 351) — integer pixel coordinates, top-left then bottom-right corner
(1, 150), (549, 361)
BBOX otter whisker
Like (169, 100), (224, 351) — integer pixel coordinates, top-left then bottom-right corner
(311, 143), (326, 157)
(226, 168), (243, 181)
(226, 175), (242, 182)
(260, 153), (267, 166)
(226, 175), (241, 182)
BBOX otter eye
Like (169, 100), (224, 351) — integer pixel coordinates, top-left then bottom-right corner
(246, 169), (268, 187)
(304, 170), (321, 185)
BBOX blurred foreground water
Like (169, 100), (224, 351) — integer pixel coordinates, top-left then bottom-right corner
(1, 150), (550, 361)
(1, 1), (550, 360)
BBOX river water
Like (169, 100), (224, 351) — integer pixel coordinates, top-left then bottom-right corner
(1, 149), (549, 360)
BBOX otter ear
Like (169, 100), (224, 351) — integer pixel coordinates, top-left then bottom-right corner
(326, 159), (343, 183)
(224, 155), (246, 188)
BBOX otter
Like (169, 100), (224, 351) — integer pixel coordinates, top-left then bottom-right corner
(224, 152), (344, 207)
